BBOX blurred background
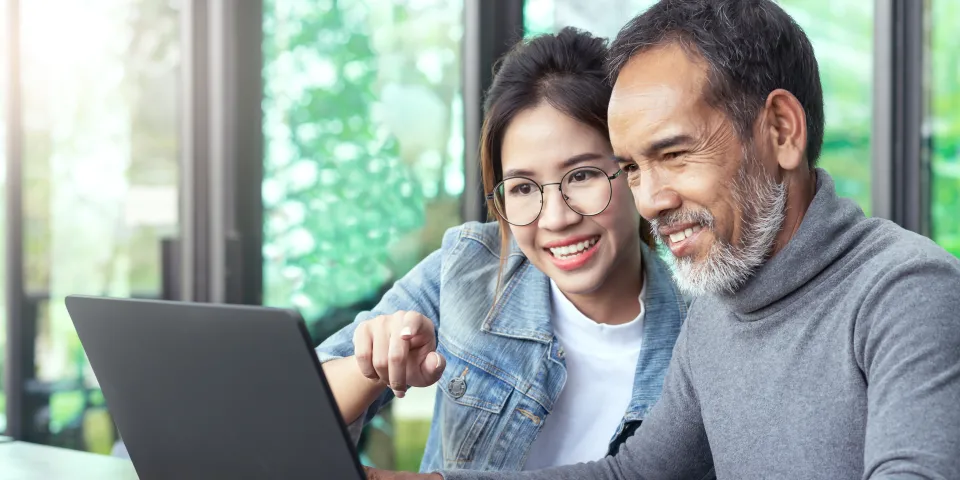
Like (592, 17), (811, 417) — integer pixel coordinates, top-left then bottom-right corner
(0, 0), (957, 472)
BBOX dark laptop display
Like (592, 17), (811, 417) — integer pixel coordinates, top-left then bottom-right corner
(65, 295), (366, 480)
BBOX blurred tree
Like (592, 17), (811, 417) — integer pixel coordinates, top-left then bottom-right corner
(262, 0), (426, 323)
(262, 1), (456, 471)
(930, 0), (960, 257)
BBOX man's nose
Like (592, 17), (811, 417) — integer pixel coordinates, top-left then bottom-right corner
(632, 173), (681, 222)
(537, 186), (581, 231)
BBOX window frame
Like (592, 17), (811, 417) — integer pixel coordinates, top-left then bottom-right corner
(872, 0), (931, 234)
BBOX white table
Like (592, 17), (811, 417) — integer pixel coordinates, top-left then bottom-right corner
(0, 441), (138, 479)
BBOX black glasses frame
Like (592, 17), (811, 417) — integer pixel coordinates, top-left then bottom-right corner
(485, 167), (623, 226)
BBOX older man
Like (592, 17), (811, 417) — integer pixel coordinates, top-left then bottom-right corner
(369, 0), (960, 479)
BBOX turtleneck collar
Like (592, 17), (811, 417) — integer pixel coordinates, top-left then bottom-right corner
(715, 169), (867, 317)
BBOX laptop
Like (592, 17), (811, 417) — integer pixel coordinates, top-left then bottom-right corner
(65, 295), (366, 480)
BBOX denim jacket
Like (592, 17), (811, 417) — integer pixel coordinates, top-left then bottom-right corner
(315, 221), (687, 472)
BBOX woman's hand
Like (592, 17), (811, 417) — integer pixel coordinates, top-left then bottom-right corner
(353, 311), (446, 398)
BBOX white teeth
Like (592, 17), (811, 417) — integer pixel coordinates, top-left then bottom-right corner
(669, 226), (703, 244)
(549, 236), (599, 258)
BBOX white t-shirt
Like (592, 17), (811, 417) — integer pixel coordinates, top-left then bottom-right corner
(523, 280), (646, 470)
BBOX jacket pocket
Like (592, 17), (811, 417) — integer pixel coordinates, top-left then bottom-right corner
(436, 342), (514, 467)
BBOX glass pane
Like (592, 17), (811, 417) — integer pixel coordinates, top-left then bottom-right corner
(779, 1), (873, 214)
(262, 0), (464, 471)
(524, 0), (658, 40)
(0, 0), (7, 435)
(929, 0), (960, 258)
(19, 0), (180, 452)
(524, 0), (874, 214)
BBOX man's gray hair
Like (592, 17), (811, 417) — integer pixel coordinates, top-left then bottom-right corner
(607, 0), (826, 167)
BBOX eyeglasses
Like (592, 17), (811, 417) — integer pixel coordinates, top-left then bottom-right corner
(486, 166), (623, 226)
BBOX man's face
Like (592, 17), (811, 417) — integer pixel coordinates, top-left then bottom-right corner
(608, 43), (787, 295)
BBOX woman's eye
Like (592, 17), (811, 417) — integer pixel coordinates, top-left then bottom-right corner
(510, 183), (534, 195)
(570, 171), (592, 182)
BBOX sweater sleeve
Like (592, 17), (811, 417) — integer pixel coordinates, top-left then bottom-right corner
(439, 320), (714, 480)
(856, 255), (960, 479)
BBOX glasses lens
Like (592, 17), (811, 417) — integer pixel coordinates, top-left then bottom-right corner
(495, 177), (541, 225)
(562, 167), (613, 216)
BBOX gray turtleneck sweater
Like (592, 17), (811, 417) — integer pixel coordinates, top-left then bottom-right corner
(441, 170), (960, 480)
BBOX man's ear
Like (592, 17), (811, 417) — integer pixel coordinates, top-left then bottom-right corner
(762, 88), (807, 172)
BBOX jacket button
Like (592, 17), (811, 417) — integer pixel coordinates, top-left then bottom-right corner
(449, 377), (467, 399)
(557, 347), (565, 359)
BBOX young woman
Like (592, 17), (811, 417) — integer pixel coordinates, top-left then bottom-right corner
(317, 27), (687, 472)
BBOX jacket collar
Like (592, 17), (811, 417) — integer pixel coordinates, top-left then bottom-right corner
(482, 241), (688, 420)
(625, 243), (687, 421)
(481, 254), (553, 344)
(716, 169), (862, 317)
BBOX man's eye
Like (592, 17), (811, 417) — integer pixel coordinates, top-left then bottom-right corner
(663, 151), (686, 160)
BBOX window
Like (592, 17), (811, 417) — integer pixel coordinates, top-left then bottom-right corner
(0, 0), (7, 435)
(524, 0), (658, 39)
(262, 0), (465, 342)
(779, 1), (873, 214)
(17, 0), (180, 452)
(928, 0), (960, 257)
(524, 0), (874, 214)
(262, 0), (465, 471)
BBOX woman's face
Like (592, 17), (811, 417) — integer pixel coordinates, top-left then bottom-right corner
(499, 102), (642, 295)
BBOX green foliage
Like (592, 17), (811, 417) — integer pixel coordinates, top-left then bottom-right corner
(394, 418), (432, 472)
(262, 1), (465, 471)
(930, 0), (960, 258)
(262, 0), (426, 320)
(747, 1), (877, 214)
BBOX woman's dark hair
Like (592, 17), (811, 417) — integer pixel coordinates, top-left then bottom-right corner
(479, 27), (654, 290)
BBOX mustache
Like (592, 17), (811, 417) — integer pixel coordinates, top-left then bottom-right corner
(649, 209), (715, 239)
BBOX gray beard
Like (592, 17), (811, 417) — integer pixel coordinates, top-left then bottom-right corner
(652, 154), (788, 296)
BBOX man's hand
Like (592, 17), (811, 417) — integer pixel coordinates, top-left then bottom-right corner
(364, 467), (443, 480)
